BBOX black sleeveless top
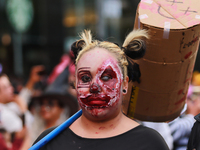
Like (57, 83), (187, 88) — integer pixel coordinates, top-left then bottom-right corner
(33, 125), (169, 150)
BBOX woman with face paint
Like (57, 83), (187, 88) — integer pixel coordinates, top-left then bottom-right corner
(33, 30), (169, 150)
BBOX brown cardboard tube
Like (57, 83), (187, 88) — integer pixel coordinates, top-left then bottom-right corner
(122, 0), (200, 122)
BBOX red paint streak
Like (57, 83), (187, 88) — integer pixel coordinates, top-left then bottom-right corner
(99, 127), (105, 130)
(184, 51), (192, 59)
(175, 95), (186, 105)
(184, 77), (192, 84)
(192, 37), (199, 43)
(95, 132), (99, 134)
(178, 89), (183, 95)
(110, 124), (113, 127)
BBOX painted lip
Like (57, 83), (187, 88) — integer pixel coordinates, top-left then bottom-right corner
(80, 95), (111, 106)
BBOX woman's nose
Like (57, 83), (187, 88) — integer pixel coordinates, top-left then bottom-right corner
(90, 83), (101, 93)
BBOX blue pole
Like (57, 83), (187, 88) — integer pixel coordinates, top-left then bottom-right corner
(29, 109), (82, 150)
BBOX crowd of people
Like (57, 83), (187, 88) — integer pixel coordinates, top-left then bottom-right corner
(0, 30), (200, 149)
(0, 52), (79, 149)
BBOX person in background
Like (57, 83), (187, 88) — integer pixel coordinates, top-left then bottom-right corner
(8, 65), (47, 150)
(0, 73), (27, 150)
(169, 85), (200, 150)
(29, 66), (78, 145)
(187, 81), (200, 150)
(5, 65), (46, 129)
(0, 64), (48, 150)
(14, 62), (78, 149)
(187, 112), (200, 150)
(20, 65), (46, 105)
(142, 121), (173, 149)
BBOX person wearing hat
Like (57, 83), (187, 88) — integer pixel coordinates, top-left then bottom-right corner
(187, 113), (200, 150)
(29, 66), (78, 144)
(169, 85), (200, 150)
(187, 86), (200, 150)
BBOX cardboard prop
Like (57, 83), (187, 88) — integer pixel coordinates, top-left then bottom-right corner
(122, 0), (200, 122)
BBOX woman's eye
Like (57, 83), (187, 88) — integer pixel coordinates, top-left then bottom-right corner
(101, 75), (112, 81)
(81, 75), (91, 83)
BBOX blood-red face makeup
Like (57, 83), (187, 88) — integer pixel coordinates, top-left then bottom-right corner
(76, 52), (123, 112)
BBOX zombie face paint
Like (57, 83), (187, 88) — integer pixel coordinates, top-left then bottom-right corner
(76, 48), (123, 115)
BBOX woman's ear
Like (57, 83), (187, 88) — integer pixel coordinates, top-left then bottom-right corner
(122, 76), (129, 95)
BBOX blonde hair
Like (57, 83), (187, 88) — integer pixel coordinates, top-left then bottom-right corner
(72, 29), (149, 81)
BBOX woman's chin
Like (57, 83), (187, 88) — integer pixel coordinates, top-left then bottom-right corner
(81, 105), (120, 121)
(81, 105), (109, 118)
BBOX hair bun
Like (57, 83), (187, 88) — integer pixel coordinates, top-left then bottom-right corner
(71, 40), (85, 60)
(124, 39), (146, 60)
